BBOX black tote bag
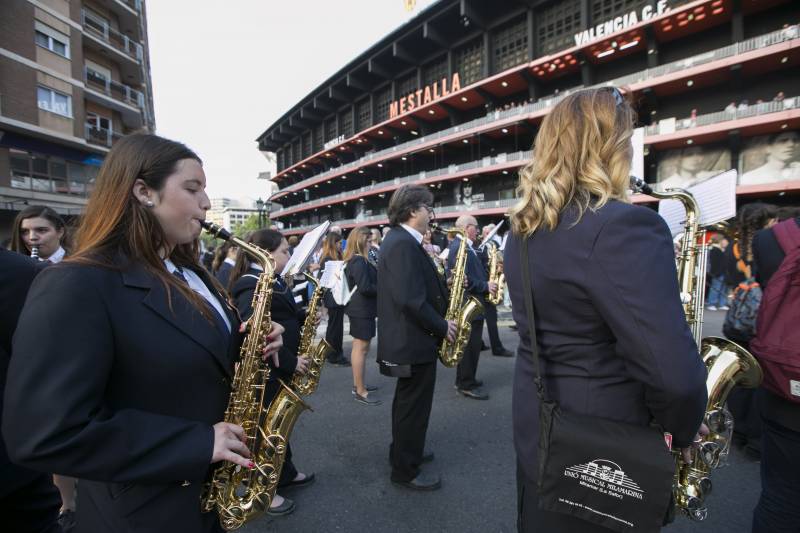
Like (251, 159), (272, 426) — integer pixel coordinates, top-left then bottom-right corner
(520, 239), (676, 532)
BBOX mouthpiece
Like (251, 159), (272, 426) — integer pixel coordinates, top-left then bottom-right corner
(630, 176), (653, 195)
(199, 220), (232, 241)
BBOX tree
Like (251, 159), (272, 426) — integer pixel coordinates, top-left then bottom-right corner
(233, 214), (268, 238)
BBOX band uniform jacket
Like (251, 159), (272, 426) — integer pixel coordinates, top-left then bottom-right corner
(446, 236), (489, 320)
(345, 255), (377, 319)
(230, 270), (301, 382)
(377, 225), (449, 365)
(0, 250), (45, 496)
(504, 201), (708, 485)
(3, 258), (242, 532)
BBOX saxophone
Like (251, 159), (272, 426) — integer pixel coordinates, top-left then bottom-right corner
(631, 179), (762, 521)
(431, 224), (483, 367)
(485, 241), (505, 306)
(30, 244), (41, 261)
(291, 273), (333, 395)
(199, 221), (310, 530)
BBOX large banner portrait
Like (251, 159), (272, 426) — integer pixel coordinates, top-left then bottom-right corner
(656, 145), (731, 190)
(739, 131), (800, 186)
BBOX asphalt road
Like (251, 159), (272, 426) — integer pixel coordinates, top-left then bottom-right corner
(241, 309), (761, 533)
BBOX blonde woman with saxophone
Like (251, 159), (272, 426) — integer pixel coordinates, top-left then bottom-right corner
(3, 134), (284, 532)
(505, 88), (708, 532)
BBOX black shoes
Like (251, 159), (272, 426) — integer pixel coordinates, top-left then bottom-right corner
(58, 510), (76, 532)
(422, 451), (435, 463)
(492, 348), (514, 357)
(352, 385), (379, 393)
(392, 470), (442, 491)
(354, 392), (382, 405)
(279, 472), (315, 491)
(329, 357), (351, 367)
(480, 342), (490, 351)
(267, 497), (295, 516)
(457, 387), (489, 400)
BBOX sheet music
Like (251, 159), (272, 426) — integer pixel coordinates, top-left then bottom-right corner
(657, 169), (738, 236)
(631, 128), (645, 181)
(281, 221), (330, 277)
(319, 260), (343, 289)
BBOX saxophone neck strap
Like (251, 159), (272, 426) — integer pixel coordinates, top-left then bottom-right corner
(520, 237), (548, 402)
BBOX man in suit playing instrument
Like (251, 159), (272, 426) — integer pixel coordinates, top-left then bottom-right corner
(447, 215), (498, 400)
(378, 185), (456, 491)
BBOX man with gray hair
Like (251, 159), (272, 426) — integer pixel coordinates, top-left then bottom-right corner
(446, 215), (498, 400)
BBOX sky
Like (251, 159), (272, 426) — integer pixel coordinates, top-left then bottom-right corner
(146, 0), (437, 206)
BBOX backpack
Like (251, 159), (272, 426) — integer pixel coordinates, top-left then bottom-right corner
(750, 219), (800, 403)
(722, 279), (762, 344)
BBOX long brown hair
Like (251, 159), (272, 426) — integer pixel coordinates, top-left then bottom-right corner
(10, 205), (68, 254)
(69, 133), (215, 317)
(320, 232), (342, 263)
(227, 229), (284, 292)
(343, 226), (371, 262)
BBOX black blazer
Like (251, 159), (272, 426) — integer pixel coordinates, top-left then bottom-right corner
(446, 236), (489, 320)
(345, 255), (377, 319)
(215, 261), (233, 289)
(0, 250), (44, 496)
(230, 269), (301, 381)
(2, 258), (241, 532)
(504, 201), (708, 484)
(377, 226), (449, 365)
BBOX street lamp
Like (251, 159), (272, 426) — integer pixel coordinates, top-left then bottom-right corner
(255, 197), (265, 228)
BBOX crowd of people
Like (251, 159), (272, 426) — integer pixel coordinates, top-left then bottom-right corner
(0, 86), (798, 533)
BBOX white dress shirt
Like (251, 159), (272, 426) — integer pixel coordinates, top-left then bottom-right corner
(400, 224), (423, 245)
(164, 259), (231, 331)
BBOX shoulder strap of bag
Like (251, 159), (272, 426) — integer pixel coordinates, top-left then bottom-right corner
(520, 238), (548, 402)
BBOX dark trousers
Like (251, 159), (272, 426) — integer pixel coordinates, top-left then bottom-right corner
(390, 361), (437, 482)
(517, 462), (622, 533)
(752, 403), (800, 532)
(325, 306), (344, 360)
(455, 318), (484, 390)
(0, 473), (63, 533)
(484, 302), (504, 352)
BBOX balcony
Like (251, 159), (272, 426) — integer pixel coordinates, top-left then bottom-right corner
(85, 124), (123, 147)
(274, 24), (799, 195)
(84, 67), (143, 108)
(283, 198), (516, 235)
(272, 151), (531, 219)
(81, 9), (143, 63)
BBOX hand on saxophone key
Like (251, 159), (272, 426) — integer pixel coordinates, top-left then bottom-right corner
(488, 281), (499, 295)
(681, 423), (710, 463)
(263, 323), (285, 366)
(211, 422), (254, 470)
(445, 320), (457, 343)
(295, 355), (310, 375)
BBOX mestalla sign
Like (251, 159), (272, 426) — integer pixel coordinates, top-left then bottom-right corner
(573, 0), (670, 47)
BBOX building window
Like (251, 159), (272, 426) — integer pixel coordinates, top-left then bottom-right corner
(37, 86), (72, 117)
(375, 86), (392, 123)
(292, 139), (301, 164)
(303, 131), (312, 158)
(34, 22), (70, 58)
(397, 74), (417, 98)
(325, 118), (337, 142)
(537, 0), (582, 56)
(423, 56), (448, 87)
(314, 124), (324, 152)
(455, 38), (483, 86)
(592, 0), (648, 24)
(492, 19), (528, 73)
(9, 149), (96, 195)
(340, 107), (354, 138)
(356, 99), (371, 132)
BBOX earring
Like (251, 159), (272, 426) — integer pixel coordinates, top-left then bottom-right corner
(145, 200), (154, 207)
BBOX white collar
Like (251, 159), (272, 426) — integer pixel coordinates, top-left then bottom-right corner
(249, 261), (264, 272)
(400, 224), (423, 245)
(163, 258), (180, 274)
(224, 257), (236, 266)
(456, 234), (474, 248)
(48, 246), (66, 263)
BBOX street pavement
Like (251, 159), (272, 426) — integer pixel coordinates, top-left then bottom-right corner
(242, 309), (761, 533)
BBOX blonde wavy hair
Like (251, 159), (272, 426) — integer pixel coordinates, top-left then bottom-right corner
(509, 87), (636, 236)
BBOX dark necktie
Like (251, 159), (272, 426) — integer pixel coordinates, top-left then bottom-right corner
(173, 267), (231, 342)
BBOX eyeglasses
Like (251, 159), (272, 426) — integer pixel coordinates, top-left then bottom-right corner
(420, 205), (435, 219)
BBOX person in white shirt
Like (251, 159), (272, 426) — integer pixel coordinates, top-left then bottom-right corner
(740, 131), (800, 186)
